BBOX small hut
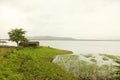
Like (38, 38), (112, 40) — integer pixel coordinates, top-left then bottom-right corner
(19, 41), (39, 47)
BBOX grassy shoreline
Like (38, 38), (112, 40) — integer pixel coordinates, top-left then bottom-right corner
(0, 46), (119, 80)
(0, 46), (74, 80)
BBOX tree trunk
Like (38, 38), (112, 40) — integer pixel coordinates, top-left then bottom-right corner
(16, 42), (19, 47)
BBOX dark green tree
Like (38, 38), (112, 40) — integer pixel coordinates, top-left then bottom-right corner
(8, 28), (28, 46)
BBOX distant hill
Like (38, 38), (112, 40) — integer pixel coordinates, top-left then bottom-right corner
(27, 36), (120, 41)
(27, 36), (77, 40)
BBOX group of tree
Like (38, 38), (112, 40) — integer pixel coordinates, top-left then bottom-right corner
(8, 28), (28, 47)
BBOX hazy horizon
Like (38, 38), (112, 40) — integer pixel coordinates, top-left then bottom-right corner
(1, 35), (120, 40)
(0, 0), (120, 39)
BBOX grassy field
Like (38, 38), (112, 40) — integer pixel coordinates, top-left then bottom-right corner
(0, 46), (75, 80)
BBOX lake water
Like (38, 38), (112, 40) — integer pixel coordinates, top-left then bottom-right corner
(8, 40), (120, 56)
(39, 40), (120, 56)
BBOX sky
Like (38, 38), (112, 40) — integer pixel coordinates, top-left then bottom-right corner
(0, 0), (120, 39)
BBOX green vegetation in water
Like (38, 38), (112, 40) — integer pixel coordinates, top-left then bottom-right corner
(90, 58), (97, 62)
(83, 54), (94, 58)
(53, 54), (118, 80)
(0, 46), (74, 80)
(102, 56), (109, 61)
(100, 54), (119, 60)
(114, 59), (120, 80)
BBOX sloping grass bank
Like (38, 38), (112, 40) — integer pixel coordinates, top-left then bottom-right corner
(0, 46), (74, 80)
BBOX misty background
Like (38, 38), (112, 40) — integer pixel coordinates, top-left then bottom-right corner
(0, 0), (120, 39)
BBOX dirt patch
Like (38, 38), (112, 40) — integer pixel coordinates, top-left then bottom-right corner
(0, 53), (3, 56)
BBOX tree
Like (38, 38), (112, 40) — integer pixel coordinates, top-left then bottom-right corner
(8, 28), (28, 46)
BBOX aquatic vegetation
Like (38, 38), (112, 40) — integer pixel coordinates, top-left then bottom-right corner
(114, 59), (120, 80)
(101, 54), (119, 60)
(53, 54), (119, 80)
(90, 58), (97, 62)
(83, 54), (94, 58)
(102, 56), (109, 61)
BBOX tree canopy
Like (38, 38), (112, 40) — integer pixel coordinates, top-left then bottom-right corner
(8, 28), (28, 46)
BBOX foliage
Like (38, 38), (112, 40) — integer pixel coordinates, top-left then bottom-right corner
(83, 54), (94, 58)
(1, 47), (119, 80)
(114, 59), (120, 80)
(53, 54), (116, 80)
(101, 54), (119, 60)
(90, 58), (96, 62)
(102, 56), (109, 61)
(0, 46), (74, 80)
(8, 28), (28, 46)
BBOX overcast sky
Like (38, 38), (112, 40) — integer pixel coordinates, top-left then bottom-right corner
(0, 0), (120, 39)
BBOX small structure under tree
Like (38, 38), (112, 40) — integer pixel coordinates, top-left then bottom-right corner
(19, 41), (39, 47)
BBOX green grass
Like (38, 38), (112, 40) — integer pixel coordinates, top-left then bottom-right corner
(1, 47), (119, 80)
(114, 59), (120, 79)
(83, 54), (94, 58)
(90, 58), (97, 62)
(0, 46), (74, 80)
(100, 54), (119, 60)
(102, 56), (109, 61)
(53, 54), (117, 80)
(0, 48), (5, 52)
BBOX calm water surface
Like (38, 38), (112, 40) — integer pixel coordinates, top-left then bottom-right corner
(8, 40), (120, 56)
(39, 41), (120, 56)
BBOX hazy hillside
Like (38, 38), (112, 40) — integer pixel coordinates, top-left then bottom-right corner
(27, 36), (77, 40)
